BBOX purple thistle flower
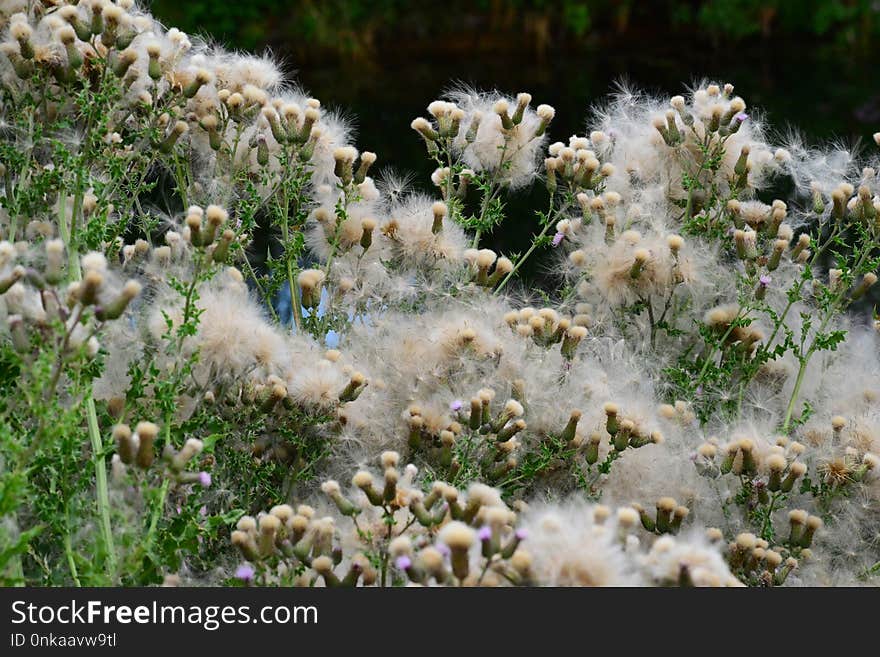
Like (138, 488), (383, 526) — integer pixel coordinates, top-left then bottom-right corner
(450, 399), (463, 412)
(198, 471), (211, 487)
(759, 274), (771, 288)
(552, 232), (565, 247)
(735, 112), (749, 122)
(234, 564), (255, 583)
(395, 555), (412, 570)
(515, 528), (528, 541)
(436, 543), (450, 557)
(478, 525), (492, 541)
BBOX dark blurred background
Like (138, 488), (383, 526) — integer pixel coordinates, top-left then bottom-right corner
(148, 0), (880, 277)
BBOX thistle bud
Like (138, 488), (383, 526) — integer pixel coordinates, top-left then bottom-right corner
(78, 270), (104, 306)
(632, 503), (655, 532)
(338, 371), (366, 403)
(766, 453), (786, 491)
(439, 521), (475, 581)
(431, 201), (447, 235)
(630, 248), (650, 279)
(535, 104), (555, 137)
(512, 92), (531, 125)
(851, 272), (877, 301)
(95, 280), (141, 321)
(411, 117), (438, 142)
(146, 42), (162, 80)
(134, 421), (158, 469)
(183, 68), (212, 98)
(158, 120), (188, 154)
(297, 269), (325, 310)
(321, 480), (358, 516)
(354, 151), (376, 185)
(352, 470), (383, 506)
(494, 99), (514, 131)
(603, 402), (619, 436)
(112, 424), (135, 465)
(585, 431), (601, 465)
(231, 531), (259, 562)
(780, 460), (806, 493)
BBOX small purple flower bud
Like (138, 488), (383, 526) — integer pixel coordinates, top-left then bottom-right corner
(515, 528), (528, 540)
(478, 525), (492, 541)
(235, 564), (255, 582)
(198, 471), (212, 487)
(436, 543), (450, 557)
(199, 505), (207, 516)
(450, 399), (463, 412)
(759, 274), (771, 288)
(552, 232), (565, 247)
(395, 555), (412, 570)
(735, 113), (749, 122)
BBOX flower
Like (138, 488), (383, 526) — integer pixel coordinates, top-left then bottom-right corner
(552, 232), (565, 247)
(198, 471), (212, 487)
(234, 564), (255, 583)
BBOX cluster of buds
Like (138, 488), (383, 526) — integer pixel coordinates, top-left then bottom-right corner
(181, 205), (233, 260)
(503, 306), (589, 359)
(695, 436), (807, 493)
(544, 134), (614, 195)
(601, 402), (664, 457)
(3, 8), (137, 85)
(630, 497), (689, 535)
(2, 242), (141, 355)
(112, 422), (211, 487)
(312, 207), (380, 260)
(112, 422), (159, 470)
(660, 84), (747, 148)
(703, 305), (764, 355)
(389, 482), (527, 585)
(657, 400), (697, 426)
(317, 458), (528, 586)
(438, 392), (524, 482)
(397, 519), (527, 587)
(463, 248), (513, 288)
(231, 504), (375, 587)
(411, 93), (554, 154)
(830, 181), (880, 227)
(429, 167), (475, 201)
(725, 531), (800, 586)
(332, 146), (375, 187)
(728, 199), (787, 236)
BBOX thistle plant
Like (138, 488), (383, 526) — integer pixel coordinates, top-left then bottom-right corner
(2, 2), (880, 588)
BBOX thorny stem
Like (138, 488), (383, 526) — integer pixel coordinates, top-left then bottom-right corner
(60, 179), (118, 581)
(494, 195), (564, 294)
(63, 522), (81, 587)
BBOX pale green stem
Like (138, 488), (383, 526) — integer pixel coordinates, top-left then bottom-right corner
(60, 184), (117, 581)
(781, 358), (808, 434)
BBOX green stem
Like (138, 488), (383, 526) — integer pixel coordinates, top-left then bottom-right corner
(61, 183), (118, 581)
(63, 520), (82, 587)
(144, 478), (170, 560)
(494, 196), (561, 294)
(781, 358), (808, 434)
